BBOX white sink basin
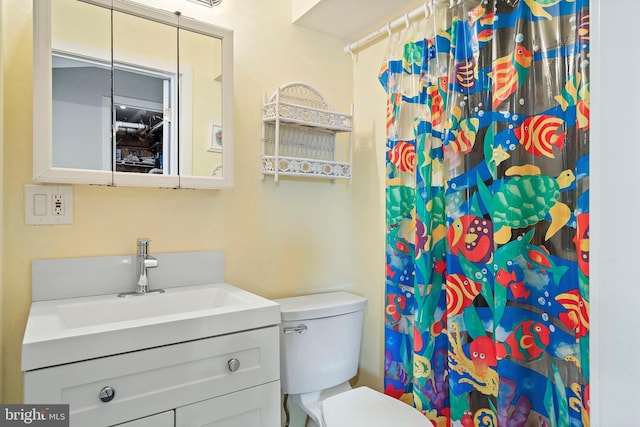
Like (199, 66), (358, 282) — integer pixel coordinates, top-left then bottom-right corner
(22, 283), (280, 371)
(57, 285), (250, 328)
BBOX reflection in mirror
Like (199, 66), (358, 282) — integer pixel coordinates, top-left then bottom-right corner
(179, 28), (223, 178)
(51, 0), (111, 172)
(113, 10), (178, 178)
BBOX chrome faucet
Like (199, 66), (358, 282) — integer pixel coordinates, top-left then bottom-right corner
(118, 238), (164, 297)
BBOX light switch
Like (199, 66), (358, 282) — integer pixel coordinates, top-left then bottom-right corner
(25, 184), (73, 225)
(33, 194), (48, 216)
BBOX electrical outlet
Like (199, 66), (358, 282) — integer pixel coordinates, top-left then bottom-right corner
(53, 194), (64, 215)
(25, 184), (73, 225)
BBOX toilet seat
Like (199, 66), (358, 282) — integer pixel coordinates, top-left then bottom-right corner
(320, 386), (430, 426)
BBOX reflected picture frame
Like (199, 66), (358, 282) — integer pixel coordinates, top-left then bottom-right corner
(208, 122), (223, 152)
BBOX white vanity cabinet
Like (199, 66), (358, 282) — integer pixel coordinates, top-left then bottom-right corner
(176, 382), (280, 426)
(117, 411), (174, 427)
(24, 326), (280, 427)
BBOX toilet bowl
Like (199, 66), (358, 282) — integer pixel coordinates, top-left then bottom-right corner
(275, 291), (429, 427)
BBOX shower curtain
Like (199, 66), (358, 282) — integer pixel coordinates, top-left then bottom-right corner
(382, 0), (589, 426)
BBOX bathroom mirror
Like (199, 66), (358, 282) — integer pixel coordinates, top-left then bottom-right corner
(34, 0), (234, 189)
(178, 27), (225, 183)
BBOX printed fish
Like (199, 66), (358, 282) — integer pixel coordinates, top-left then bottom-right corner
(574, 213), (590, 277)
(454, 57), (478, 92)
(445, 273), (483, 316)
(491, 46), (533, 110)
(446, 105), (462, 131)
(472, 8), (495, 44)
(461, 412), (474, 427)
(578, 11), (590, 45)
(479, 12), (495, 27)
(569, 382), (590, 427)
(439, 76), (449, 94)
(468, 5), (485, 25)
(386, 263), (396, 279)
(386, 92), (402, 133)
(556, 289), (589, 338)
(469, 335), (497, 375)
(451, 118), (480, 154)
(477, 28), (494, 44)
(493, 229), (569, 286)
(495, 269), (530, 300)
(447, 215), (493, 264)
(555, 74), (590, 130)
(523, 0), (573, 21)
(555, 74), (583, 111)
(513, 115), (566, 158)
(388, 141), (416, 173)
(436, 76), (449, 114)
(496, 320), (550, 362)
(386, 293), (407, 328)
(427, 85), (445, 127)
(524, 242), (569, 286)
(393, 239), (411, 254)
(431, 317), (446, 335)
(577, 83), (590, 130)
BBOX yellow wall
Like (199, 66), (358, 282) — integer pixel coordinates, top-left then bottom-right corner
(0, 0), (5, 405)
(1, 0), (359, 402)
(1, 0), (420, 407)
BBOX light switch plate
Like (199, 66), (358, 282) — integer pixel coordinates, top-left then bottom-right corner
(25, 184), (73, 225)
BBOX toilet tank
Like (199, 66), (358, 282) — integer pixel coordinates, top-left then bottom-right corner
(275, 291), (368, 395)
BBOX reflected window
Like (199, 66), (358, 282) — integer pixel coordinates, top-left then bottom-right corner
(51, 53), (177, 175)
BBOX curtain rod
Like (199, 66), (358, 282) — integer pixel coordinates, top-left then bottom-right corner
(344, 0), (454, 55)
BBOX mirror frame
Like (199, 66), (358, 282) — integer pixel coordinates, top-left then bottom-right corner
(33, 0), (234, 189)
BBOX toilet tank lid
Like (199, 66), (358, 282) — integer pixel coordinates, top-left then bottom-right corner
(274, 291), (368, 321)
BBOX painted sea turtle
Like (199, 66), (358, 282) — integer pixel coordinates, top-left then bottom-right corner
(493, 164), (575, 244)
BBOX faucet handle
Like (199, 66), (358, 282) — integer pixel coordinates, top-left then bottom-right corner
(143, 257), (158, 268)
(137, 238), (151, 246)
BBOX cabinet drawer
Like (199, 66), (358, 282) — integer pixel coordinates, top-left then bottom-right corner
(176, 381), (280, 427)
(114, 411), (174, 427)
(24, 326), (279, 427)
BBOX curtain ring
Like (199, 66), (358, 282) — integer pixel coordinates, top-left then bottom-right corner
(450, 0), (454, 8)
(425, 2), (430, 18)
(404, 13), (410, 29)
(387, 23), (393, 37)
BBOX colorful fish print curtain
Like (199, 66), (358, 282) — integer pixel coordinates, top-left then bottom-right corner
(381, 0), (589, 426)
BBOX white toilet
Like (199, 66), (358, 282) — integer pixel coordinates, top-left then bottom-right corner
(275, 291), (430, 427)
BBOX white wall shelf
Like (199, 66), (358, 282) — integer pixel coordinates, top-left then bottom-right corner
(261, 82), (353, 183)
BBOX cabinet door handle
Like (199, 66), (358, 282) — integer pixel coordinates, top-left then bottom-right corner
(284, 324), (307, 334)
(99, 386), (116, 403)
(227, 358), (240, 372)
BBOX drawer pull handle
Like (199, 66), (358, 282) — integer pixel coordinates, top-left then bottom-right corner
(99, 386), (116, 403)
(227, 358), (241, 372)
(284, 324), (308, 334)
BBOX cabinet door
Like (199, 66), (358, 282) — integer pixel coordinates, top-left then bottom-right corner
(115, 411), (173, 427)
(176, 381), (280, 427)
(24, 327), (279, 427)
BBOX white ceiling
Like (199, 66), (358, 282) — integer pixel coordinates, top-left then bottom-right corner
(292, 0), (428, 43)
